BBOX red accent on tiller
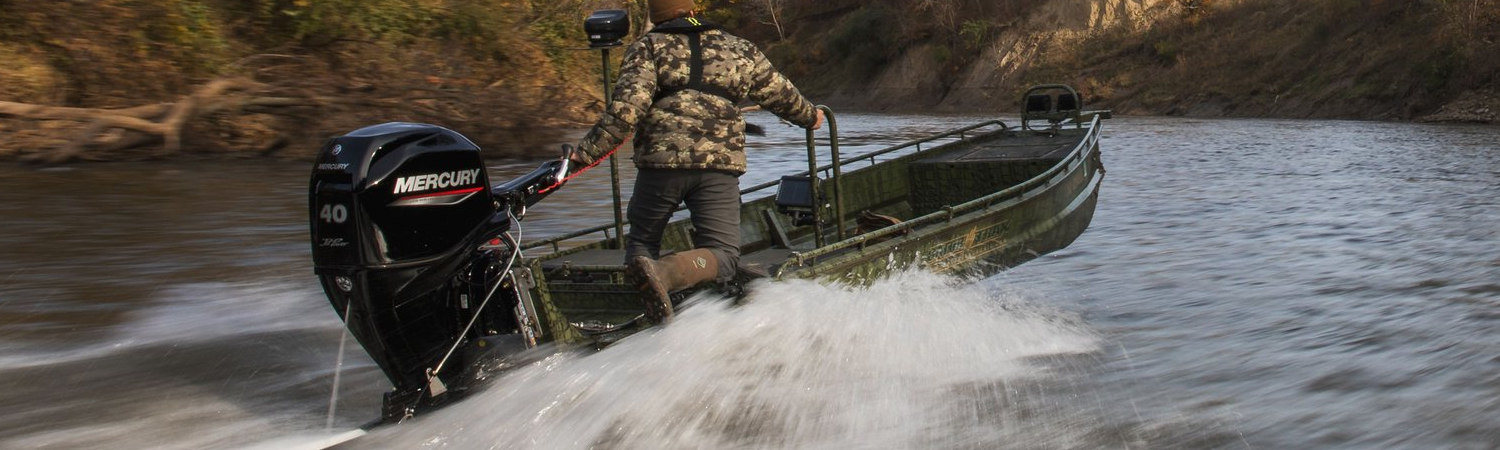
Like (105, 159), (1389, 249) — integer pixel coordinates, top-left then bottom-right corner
(400, 186), (484, 201)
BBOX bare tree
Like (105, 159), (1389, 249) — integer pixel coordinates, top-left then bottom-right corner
(745, 0), (788, 41)
(1443, 0), (1496, 40)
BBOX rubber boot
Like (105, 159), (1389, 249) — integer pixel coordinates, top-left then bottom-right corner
(628, 248), (719, 324)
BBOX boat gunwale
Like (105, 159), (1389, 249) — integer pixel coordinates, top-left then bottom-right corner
(518, 112), (1103, 283)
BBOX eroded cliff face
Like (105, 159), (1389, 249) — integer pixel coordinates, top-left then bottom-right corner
(823, 0), (1171, 112)
(946, 0), (1169, 111)
(784, 0), (1498, 121)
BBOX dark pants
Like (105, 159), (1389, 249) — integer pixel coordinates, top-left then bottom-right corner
(626, 168), (740, 282)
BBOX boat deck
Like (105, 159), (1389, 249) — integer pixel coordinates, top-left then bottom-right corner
(913, 131), (1076, 163)
(907, 130), (1079, 216)
(539, 248), (622, 268)
(538, 247), (797, 274)
(533, 125), (1097, 321)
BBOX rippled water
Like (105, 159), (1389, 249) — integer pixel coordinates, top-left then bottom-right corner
(0, 114), (1496, 449)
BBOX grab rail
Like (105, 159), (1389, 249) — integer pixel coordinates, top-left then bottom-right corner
(737, 119), (1006, 196)
(806, 105), (842, 246)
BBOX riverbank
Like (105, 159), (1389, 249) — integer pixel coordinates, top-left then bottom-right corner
(0, 0), (616, 163)
(1, 0), (1496, 163)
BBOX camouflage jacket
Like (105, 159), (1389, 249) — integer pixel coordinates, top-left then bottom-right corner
(575, 18), (819, 175)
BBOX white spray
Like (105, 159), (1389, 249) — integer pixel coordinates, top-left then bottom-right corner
(361, 269), (1100, 449)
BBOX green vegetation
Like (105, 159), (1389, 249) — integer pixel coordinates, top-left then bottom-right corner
(958, 20), (990, 50)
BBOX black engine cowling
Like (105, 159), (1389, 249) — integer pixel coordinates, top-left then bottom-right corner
(309, 122), (517, 418)
(311, 122), (496, 268)
(310, 121), (572, 421)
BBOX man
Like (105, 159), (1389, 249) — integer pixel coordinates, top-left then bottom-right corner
(570, 0), (823, 323)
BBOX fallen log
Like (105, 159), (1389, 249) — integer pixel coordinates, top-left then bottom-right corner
(0, 77), (273, 163)
(1, 66), (580, 163)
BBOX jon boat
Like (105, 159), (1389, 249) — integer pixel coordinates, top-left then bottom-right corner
(308, 84), (1108, 424)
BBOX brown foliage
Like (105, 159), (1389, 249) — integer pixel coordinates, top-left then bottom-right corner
(0, 0), (624, 162)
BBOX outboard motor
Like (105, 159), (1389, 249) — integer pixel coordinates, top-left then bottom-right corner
(309, 122), (565, 421)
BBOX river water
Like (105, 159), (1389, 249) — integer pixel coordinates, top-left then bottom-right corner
(0, 113), (1496, 449)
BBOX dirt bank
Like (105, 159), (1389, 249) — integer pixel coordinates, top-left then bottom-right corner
(734, 0), (1499, 122)
(0, 0), (625, 163)
(3, 0), (1496, 164)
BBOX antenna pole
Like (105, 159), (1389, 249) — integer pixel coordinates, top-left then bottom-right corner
(601, 48), (627, 249)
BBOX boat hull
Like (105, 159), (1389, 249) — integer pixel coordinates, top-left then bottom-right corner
(525, 114), (1107, 328)
(777, 117), (1105, 283)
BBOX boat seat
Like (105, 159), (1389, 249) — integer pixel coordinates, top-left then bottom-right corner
(1056, 92), (1079, 111)
(1025, 94), (1052, 115)
(855, 210), (905, 235)
(1023, 91), (1082, 126)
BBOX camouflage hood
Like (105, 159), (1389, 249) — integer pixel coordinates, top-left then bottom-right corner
(575, 18), (819, 175)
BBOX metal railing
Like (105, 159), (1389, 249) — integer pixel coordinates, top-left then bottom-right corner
(807, 105), (841, 246)
(736, 118), (1007, 197)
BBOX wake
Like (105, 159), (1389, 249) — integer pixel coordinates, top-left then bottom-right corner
(356, 269), (1100, 449)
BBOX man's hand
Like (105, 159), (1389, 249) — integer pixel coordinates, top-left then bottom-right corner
(564, 145), (591, 171)
(811, 109), (825, 131)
